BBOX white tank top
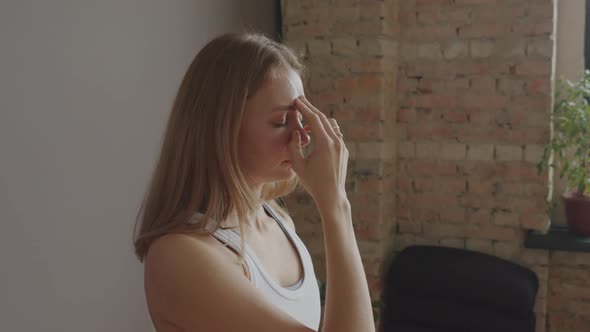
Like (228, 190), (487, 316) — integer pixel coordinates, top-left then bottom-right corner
(208, 203), (322, 331)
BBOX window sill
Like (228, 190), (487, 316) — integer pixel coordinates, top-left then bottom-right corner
(525, 225), (590, 253)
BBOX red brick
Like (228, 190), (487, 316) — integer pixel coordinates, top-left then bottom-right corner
(413, 178), (435, 192)
(493, 211), (520, 227)
(528, 3), (554, 19)
(515, 60), (552, 76)
(547, 310), (590, 330)
(332, 20), (394, 37)
(459, 193), (497, 209)
(453, 60), (511, 76)
(413, 208), (439, 223)
(494, 163), (544, 181)
(527, 39), (553, 59)
(417, 43), (442, 59)
(363, 109), (389, 123)
(457, 95), (510, 111)
(397, 108), (416, 123)
(469, 225), (523, 241)
(416, 142), (441, 160)
(416, 0), (452, 6)
(333, 76), (358, 93)
(403, 26), (457, 41)
(416, 108), (438, 122)
(349, 57), (396, 73)
(413, 192), (460, 208)
(470, 77), (497, 93)
(435, 178), (467, 193)
(412, 95), (457, 110)
(396, 175), (412, 191)
(397, 219), (422, 234)
(399, 77), (419, 92)
(467, 208), (493, 224)
(470, 40), (494, 58)
(459, 23), (512, 39)
(406, 160), (458, 176)
(507, 127), (549, 145)
(512, 21), (553, 36)
(470, 4), (527, 22)
(406, 124), (456, 141)
(423, 222), (467, 238)
(468, 179), (496, 194)
(521, 214), (550, 231)
(443, 111), (469, 123)
(526, 78), (551, 94)
(358, 74), (385, 91)
(347, 122), (384, 141)
(498, 79), (525, 95)
(469, 111), (494, 126)
(439, 207), (468, 224)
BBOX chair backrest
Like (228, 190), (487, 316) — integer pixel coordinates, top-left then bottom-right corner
(380, 245), (539, 332)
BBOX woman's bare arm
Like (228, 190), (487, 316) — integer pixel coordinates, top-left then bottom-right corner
(319, 199), (376, 332)
(289, 96), (376, 332)
(144, 233), (316, 332)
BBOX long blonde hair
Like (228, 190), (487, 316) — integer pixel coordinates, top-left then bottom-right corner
(133, 32), (305, 262)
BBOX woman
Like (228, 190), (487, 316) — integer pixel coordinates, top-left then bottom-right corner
(133, 32), (375, 332)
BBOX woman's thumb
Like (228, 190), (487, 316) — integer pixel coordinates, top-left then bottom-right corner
(288, 130), (304, 171)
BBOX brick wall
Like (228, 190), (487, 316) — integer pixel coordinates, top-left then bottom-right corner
(547, 252), (590, 331)
(281, 0), (590, 331)
(281, 0), (400, 299)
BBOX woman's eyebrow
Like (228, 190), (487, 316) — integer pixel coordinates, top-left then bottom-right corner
(271, 105), (303, 121)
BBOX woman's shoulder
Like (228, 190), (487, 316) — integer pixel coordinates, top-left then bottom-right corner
(145, 230), (241, 269)
(144, 230), (247, 292)
(143, 231), (290, 332)
(143, 232), (314, 332)
(148, 230), (213, 251)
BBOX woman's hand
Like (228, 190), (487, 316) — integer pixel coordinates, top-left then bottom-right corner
(288, 96), (349, 210)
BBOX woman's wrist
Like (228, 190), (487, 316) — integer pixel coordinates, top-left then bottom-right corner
(316, 194), (351, 220)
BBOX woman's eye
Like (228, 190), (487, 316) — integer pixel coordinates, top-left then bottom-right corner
(273, 122), (288, 128)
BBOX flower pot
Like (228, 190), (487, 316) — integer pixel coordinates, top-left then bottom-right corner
(562, 191), (590, 236)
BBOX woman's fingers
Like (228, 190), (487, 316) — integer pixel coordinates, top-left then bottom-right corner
(327, 118), (344, 140)
(288, 130), (305, 172)
(294, 97), (328, 139)
(298, 97), (338, 140)
(295, 97), (334, 138)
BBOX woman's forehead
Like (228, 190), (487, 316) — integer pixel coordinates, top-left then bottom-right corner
(249, 70), (304, 112)
(266, 69), (303, 97)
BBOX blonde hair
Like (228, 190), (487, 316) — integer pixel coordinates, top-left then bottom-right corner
(133, 32), (305, 262)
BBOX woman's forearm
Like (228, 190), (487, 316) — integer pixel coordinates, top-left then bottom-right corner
(318, 199), (376, 332)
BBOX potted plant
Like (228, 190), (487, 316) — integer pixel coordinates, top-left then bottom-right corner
(538, 70), (590, 236)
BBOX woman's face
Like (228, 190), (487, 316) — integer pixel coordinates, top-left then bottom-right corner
(238, 67), (311, 186)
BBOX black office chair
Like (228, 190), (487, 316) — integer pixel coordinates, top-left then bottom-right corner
(379, 245), (539, 332)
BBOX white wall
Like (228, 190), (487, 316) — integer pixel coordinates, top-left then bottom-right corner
(555, 0), (585, 83)
(0, 1), (277, 330)
(552, 0), (586, 224)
